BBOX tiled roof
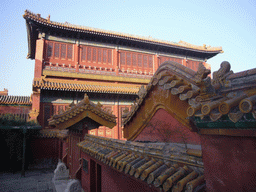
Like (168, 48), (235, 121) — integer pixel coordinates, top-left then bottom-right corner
(188, 61), (256, 124)
(78, 134), (205, 192)
(122, 61), (202, 126)
(48, 94), (116, 129)
(33, 78), (140, 95)
(0, 95), (31, 105)
(123, 61), (256, 134)
(23, 10), (222, 53)
(39, 129), (58, 138)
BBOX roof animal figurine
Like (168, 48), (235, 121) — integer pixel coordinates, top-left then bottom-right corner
(212, 61), (233, 88)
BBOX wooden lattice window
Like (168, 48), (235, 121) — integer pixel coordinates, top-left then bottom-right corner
(54, 43), (60, 58)
(120, 52), (125, 65)
(126, 53), (131, 66)
(132, 53), (136, 66)
(47, 42), (53, 58)
(93, 48), (97, 62)
(87, 47), (91, 61)
(67, 44), (73, 59)
(98, 49), (102, 63)
(61, 44), (66, 59)
(108, 50), (112, 64)
(148, 55), (153, 68)
(138, 54), (142, 67)
(103, 49), (107, 63)
(81, 46), (86, 61)
(143, 55), (148, 68)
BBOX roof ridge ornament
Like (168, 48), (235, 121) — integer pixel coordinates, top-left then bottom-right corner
(97, 102), (103, 108)
(212, 61), (233, 89)
(69, 101), (75, 108)
(84, 93), (89, 104)
(194, 63), (215, 101)
(47, 14), (50, 22)
(138, 85), (146, 99)
(194, 63), (211, 83)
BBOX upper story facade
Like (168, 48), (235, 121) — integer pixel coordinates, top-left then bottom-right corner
(23, 10), (223, 84)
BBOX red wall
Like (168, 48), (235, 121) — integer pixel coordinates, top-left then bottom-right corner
(70, 134), (82, 178)
(201, 134), (256, 191)
(134, 109), (201, 145)
(81, 152), (160, 192)
(62, 140), (68, 160)
(81, 153), (90, 192)
(0, 105), (31, 114)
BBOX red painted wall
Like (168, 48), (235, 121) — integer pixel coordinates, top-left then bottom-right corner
(81, 152), (160, 192)
(201, 134), (256, 191)
(70, 134), (81, 178)
(134, 109), (201, 145)
(81, 153), (90, 192)
(0, 105), (31, 114)
(62, 140), (68, 159)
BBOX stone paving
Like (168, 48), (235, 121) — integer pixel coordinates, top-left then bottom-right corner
(0, 169), (56, 192)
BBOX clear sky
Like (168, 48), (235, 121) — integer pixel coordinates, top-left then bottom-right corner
(1, 0), (256, 96)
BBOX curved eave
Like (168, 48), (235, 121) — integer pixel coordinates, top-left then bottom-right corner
(50, 109), (116, 130)
(123, 61), (201, 140)
(32, 77), (141, 95)
(24, 16), (222, 60)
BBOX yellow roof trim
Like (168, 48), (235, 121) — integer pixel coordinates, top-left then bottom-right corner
(49, 94), (116, 130)
(43, 70), (151, 84)
(33, 76), (142, 95)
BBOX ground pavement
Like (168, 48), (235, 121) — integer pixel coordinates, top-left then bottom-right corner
(0, 169), (56, 192)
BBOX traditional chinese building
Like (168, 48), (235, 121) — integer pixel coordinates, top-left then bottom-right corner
(23, 10), (222, 139)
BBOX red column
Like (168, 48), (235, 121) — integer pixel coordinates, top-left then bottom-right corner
(29, 38), (45, 124)
(75, 43), (79, 72)
(182, 58), (187, 67)
(34, 38), (45, 78)
(29, 91), (41, 124)
(113, 49), (119, 75)
(112, 104), (119, 139)
(103, 127), (106, 137)
(154, 54), (159, 72)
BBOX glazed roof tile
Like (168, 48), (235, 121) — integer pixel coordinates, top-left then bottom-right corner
(122, 61), (203, 126)
(123, 61), (256, 133)
(189, 61), (256, 124)
(48, 94), (116, 129)
(33, 78), (139, 95)
(0, 95), (31, 105)
(23, 10), (222, 54)
(78, 134), (205, 192)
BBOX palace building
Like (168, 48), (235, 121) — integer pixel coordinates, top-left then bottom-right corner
(0, 9), (251, 191)
(23, 10), (222, 139)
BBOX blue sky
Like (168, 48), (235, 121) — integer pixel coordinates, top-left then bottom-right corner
(1, 0), (256, 96)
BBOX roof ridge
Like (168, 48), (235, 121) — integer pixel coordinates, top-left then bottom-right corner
(23, 9), (222, 53)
